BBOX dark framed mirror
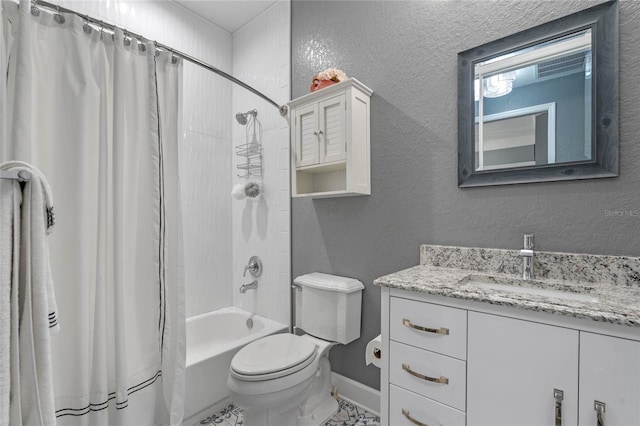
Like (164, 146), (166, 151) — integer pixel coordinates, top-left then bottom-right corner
(458, 0), (618, 187)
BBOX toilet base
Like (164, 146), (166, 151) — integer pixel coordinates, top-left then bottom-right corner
(298, 395), (338, 426)
(240, 389), (338, 426)
(243, 404), (301, 426)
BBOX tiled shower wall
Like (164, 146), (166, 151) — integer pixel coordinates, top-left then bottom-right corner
(231, 1), (291, 325)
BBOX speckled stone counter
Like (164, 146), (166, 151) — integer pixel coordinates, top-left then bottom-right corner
(374, 245), (640, 327)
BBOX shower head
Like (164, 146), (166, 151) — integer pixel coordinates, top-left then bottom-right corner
(235, 112), (248, 125)
(235, 109), (257, 125)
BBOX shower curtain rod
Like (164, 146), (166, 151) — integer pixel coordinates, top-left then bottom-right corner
(30, 0), (289, 117)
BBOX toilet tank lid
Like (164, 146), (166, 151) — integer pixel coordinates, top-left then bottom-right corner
(294, 272), (364, 293)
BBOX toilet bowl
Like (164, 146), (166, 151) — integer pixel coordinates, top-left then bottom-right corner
(227, 333), (338, 426)
(228, 273), (364, 426)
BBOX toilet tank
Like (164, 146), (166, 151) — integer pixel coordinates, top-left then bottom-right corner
(294, 272), (364, 344)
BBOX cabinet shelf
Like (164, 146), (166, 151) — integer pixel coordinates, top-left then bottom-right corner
(296, 160), (346, 173)
(289, 78), (372, 198)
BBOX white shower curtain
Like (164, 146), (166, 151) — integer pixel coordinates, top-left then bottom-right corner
(2, 1), (185, 425)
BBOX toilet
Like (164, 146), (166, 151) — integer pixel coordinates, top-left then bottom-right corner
(227, 272), (364, 426)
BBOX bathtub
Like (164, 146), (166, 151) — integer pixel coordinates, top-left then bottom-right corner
(184, 307), (288, 421)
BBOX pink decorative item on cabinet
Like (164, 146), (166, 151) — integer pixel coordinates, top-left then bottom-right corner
(309, 68), (348, 93)
(310, 78), (336, 92)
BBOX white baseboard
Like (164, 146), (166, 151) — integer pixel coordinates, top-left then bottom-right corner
(331, 372), (380, 415)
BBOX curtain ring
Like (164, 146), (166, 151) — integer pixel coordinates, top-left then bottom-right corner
(99, 21), (104, 39)
(30, 0), (40, 17)
(83, 19), (92, 34)
(123, 29), (131, 46)
(54, 5), (65, 24)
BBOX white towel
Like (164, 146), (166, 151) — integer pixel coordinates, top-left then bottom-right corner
(0, 178), (20, 426)
(231, 183), (247, 200)
(0, 162), (58, 426)
(0, 161), (55, 233)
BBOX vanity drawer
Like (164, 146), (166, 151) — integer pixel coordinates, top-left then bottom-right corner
(390, 297), (467, 360)
(389, 340), (466, 411)
(390, 384), (465, 426)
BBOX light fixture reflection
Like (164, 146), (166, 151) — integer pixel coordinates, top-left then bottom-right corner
(483, 72), (516, 98)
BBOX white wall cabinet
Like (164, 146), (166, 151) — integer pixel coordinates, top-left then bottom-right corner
(295, 94), (346, 167)
(380, 288), (640, 426)
(288, 78), (372, 198)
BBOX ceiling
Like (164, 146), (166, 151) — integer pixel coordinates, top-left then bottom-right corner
(174, 0), (279, 34)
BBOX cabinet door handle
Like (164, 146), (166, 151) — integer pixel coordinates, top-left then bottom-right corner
(402, 409), (430, 426)
(402, 363), (449, 384)
(313, 131), (318, 136)
(402, 318), (449, 335)
(594, 401), (606, 426)
(554, 389), (564, 426)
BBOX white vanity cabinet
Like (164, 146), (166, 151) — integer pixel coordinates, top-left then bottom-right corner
(579, 332), (640, 426)
(288, 78), (372, 198)
(380, 288), (640, 426)
(383, 296), (467, 426)
(467, 312), (579, 426)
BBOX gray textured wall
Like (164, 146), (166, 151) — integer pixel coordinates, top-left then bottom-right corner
(291, 0), (640, 391)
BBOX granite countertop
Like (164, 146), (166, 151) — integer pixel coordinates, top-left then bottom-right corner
(374, 245), (640, 328)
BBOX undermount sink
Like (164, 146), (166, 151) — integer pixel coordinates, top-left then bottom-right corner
(460, 274), (600, 303)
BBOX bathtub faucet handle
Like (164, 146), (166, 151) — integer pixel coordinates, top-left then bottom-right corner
(243, 256), (263, 277)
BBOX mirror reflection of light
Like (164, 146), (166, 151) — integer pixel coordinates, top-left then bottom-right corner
(483, 72), (516, 98)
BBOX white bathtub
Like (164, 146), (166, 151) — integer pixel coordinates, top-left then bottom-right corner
(184, 307), (288, 421)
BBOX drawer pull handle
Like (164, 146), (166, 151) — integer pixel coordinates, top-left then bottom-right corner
(594, 400), (605, 426)
(402, 318), (449, 335)
(402, 409), (430, 426)
(554, 389), (563, 426)
(402, 363), (449, 384)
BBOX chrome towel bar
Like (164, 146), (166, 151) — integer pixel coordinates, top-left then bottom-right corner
(0, 169), (32, 182)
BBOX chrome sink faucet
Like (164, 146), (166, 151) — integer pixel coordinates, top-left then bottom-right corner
(520, 234), (535, 280)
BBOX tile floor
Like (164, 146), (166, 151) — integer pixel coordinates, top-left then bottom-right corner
(198, 398), (380, 426)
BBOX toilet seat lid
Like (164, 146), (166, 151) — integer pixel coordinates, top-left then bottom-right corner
(231, 334), (317, 377)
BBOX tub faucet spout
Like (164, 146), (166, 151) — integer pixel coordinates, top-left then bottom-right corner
(240, 280), (258, 293)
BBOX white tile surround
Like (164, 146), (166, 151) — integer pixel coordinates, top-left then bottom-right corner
(231, 0), (291, 325)
(49, 0), (291, 322)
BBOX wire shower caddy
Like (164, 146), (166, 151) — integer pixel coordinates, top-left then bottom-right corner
(236, 110), (263, 178)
